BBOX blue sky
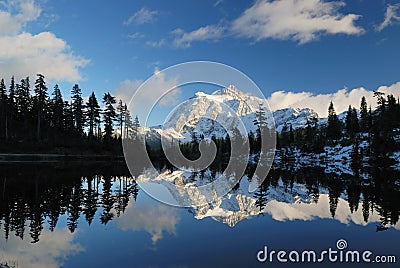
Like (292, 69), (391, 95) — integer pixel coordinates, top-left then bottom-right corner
(1, 0), (400, 121)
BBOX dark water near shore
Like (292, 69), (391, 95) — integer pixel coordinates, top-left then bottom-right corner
(0, 162), (399, 267)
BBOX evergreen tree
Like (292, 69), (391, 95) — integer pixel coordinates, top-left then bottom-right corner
(253, 104), (268, 153)
(116, 100), (126, 138)
(0, 79), (7, 139)
(352, 107), (359, 133)
(63, 101), (75, 133)
(132, 115), (140, 139)
(7, 76), (16, 138)
(346, 105), (359, 137)
(124, 104), (133, 139)
(71, 84), (85, 135)
(8, 76), (15, 106)
(86, 92), (101, 139)
(34, 74), (48, 142)
(360, 96), (368, 131)
(15, 78), (30, 121)
(346, 105), (352, 133)
(102, 92), (116, 141)
(289, 124), (294, 144)
(326, 101), (341, 140)
(51, 84), (64, 131)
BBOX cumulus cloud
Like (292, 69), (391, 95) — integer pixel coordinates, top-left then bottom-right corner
(0, 228), (83, 268)
(114, 199), (180, 244)
(231, 0), (364, 44)
(124, 7), (158, 25)
(171, 25), (225, 48)
(267, 82), (400, 117)
(376, 4), (400, 31)
(113, 67), (181, 122)
(0, 0), (41, 35)
(0, 0), (89, 82)
(0, 32), (89, 82)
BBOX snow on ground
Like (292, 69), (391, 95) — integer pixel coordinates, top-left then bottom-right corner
(390, 152), (400, 170)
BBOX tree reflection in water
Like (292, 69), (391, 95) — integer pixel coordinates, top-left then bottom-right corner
(0, 162), (399, 244)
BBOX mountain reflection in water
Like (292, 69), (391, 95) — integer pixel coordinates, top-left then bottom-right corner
(0, 162), (399, 267)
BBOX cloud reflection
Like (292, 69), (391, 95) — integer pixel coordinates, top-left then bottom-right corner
(264, 194), (400, 230)
(114, 198), (180, 244)
(0, 228), (83, 268)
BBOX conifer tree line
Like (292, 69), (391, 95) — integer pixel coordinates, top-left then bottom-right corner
(276, 93), (400, 164)
(0, 74), (140, 152)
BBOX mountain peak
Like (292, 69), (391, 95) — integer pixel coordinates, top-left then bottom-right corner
(212, 84), (248, 99)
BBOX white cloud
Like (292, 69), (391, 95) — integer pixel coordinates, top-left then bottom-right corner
(128, 32), (144, 39)
(151, 0), (363, 48)
(113, 67), (181, 122)
(231, 0), (364, 44)
(267, 82), (400, 117)
(145, 39), (166, 48)
(0, 10), (21, 35)
(124, 7), (158, 25)
(0, 228), (83, 268)
(0, 0), (41, 36)
(16, 0), (42, 22)
(0, 0), (89, 82)
(214, 0), (224, 7)
(172, 25), (225, 48)
(0, 32), (89, 82)
(114, 199), (180, 244)
(376, 4), (400, 31)
(113, 79), (143, 105)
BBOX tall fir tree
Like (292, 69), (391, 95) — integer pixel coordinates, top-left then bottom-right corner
(34, 74), (48, 142)
(15, 78), (30, 121)
(71, 84), (85, 135)
(86, 91), (101, 139)
(51, 84), (64, 131)
(116, 100), (126, 138)
(102, 92), (116, 141)
(360, 96), (368, 132)
(327, 101), (341, 140)
(346, 105), (359, 137)
(124, 104), (133, 139)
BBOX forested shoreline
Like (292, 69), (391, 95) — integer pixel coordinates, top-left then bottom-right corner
(0, 73), (399, 167)
(0, 74), (139, 155)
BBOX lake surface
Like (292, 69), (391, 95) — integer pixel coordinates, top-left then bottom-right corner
(0, 162), (399, 267)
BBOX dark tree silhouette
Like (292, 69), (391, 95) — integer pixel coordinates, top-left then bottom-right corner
(33, 74), (48, 142)
(326, 101), (341, 140)
(86, 91), (101, 139)
(71, 84), (85, 135)
(102, 92), (116, 142)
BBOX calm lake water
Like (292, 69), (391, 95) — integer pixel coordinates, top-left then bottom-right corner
(0, 162), (399, 268)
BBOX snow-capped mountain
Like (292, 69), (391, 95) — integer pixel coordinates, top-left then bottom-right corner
(274, 107), (319, 133)
(137, 169), (317, 227)
(141, 85), (320, 143)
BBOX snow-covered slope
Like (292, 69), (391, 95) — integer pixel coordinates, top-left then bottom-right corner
(274, 107), (318, 132)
